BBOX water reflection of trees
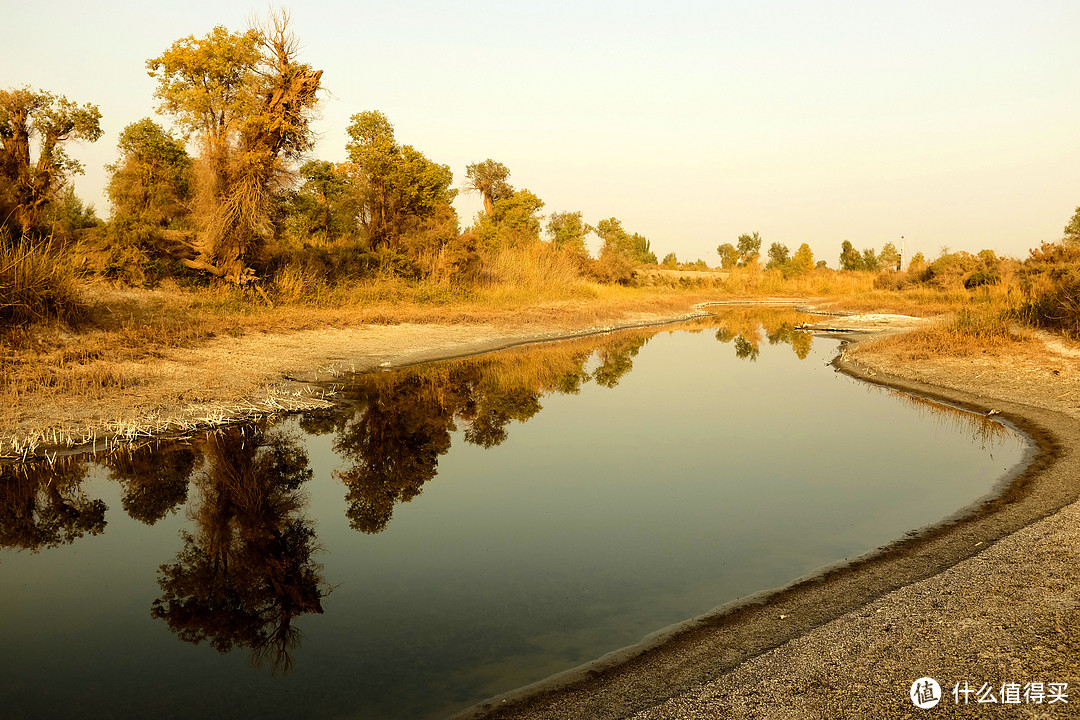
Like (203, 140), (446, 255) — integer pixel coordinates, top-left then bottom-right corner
(103, 443), (195, 525)
(710, 308), (814, 361)
(0, 458), (104, 551)
(332, 333), (650, 533)
(334, 375), (457, 533)
(0, 313), (1028, 681)
(0, 329), (656, 671)
(0, 441), (199, 552)
(151, 427), (328, 674)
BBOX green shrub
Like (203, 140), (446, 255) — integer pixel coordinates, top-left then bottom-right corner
(963, 268), (1000, 289)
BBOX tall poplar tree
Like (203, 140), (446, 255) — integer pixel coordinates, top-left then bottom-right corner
(147, 12), (322, 283)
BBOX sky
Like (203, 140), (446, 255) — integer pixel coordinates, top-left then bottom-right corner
(5, 0), (1080, 266)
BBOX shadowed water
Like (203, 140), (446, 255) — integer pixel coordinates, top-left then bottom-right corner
(0, 310), (1028, 719)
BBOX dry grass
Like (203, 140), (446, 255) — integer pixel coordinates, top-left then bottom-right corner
(715, 267), (879, 297)
(476, 244), (591, 300)
(1019, 266), (1080, 339)
(0, 237), (85, 327)
(859, 307), (1034, 361)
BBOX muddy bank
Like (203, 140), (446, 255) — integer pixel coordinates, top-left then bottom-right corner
(449, 329), (1080, 720)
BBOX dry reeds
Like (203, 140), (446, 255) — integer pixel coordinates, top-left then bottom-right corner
(0, 236), (84, 326)
(1019, 266), (1080, 339)
(714, 267), (879, 297)
(476, 244), (594, 300)
(864, 307), (1032, 360)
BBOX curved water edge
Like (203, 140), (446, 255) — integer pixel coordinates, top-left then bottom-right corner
(451, 330), (1074, 720)
(2, 306), (1066, 720)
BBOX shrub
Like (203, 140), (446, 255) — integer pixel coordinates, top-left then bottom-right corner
(0, 235), (85, 327)
(963, 268), (1000, 289)
(1020, 266), (1080, 339)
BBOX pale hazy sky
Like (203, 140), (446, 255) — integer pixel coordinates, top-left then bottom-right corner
(5, 0), (1079, 265)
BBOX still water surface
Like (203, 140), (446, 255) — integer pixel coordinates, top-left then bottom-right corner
(0, 309), (1027, 719)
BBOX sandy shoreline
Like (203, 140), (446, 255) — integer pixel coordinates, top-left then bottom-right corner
(6, 302), (1080, 718)
(2, 308), (712, 460)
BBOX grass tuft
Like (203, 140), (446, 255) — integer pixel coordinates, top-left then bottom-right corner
(0, 236), (85, 327)
(865, 307), (1031, 360)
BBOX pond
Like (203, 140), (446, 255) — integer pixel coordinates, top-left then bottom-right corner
(0, 309), (1028, 719)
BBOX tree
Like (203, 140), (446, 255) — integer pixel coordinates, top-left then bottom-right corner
(629, 232), (656, 264)
(345, 110), (395, 247)
(44, 185), (101, 236)
(839, 240), (862, 271)
(595, 217), (657, 265)
(661, 252), (678, 269)
(790, 243), (814, 275)
(736, 232), (762, 267)
(106, 118), (192, 227)
(147, 12), (323, 283)
(345, 111), (456, 252)
(0, 87), (102, 235)
(1064, 206), (1080, 247)
(473, 188), (545, 250)
(907, 251), (927, 273)
(716, 242), (739, 269)
(861, 248), (878, 271)
(546, 211), (591, 255)
(879, 242), (901, 272)
(282, 159), (358, 242)
(464, 159), (513, 216)
(490, 189), (544, 243)
(765, 242), (790, 272)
